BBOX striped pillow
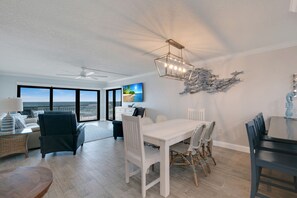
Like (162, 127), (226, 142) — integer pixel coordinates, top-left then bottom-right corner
(15, 117), (26, 129)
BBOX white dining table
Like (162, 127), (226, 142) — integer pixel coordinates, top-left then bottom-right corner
(142, 119), (210, 197)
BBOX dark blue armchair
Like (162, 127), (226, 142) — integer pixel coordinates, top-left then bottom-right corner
(38, 111), (85, 158)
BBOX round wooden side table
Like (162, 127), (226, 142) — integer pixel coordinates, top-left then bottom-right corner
(0, 166), (53, 198)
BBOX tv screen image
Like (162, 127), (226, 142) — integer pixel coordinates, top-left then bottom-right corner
(123, 83), (143, 102)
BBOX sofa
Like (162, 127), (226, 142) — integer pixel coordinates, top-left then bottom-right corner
(0, 113), (41, 149)
(112, 107), (145, 140)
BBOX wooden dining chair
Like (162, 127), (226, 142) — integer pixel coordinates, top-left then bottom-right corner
(187, 108), (205, 121)
(253, 117), (297, 155)
(202, 121), (216, 166)
(245, 120), (297, 198)
(170, 124), (207, 186)
(122, 115), (160, 198)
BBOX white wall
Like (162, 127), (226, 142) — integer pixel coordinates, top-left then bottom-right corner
(107, 46), (297, 147)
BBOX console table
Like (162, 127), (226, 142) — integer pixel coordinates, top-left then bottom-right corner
(0, 128), (32, 158)
(115, 107), (136, 121)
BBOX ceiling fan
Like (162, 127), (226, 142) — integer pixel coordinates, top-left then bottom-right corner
(57, 67), (108, 80)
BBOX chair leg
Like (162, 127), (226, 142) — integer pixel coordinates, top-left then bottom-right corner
(250, 165), (260, 198)
(207, 144), (216, 166)
(294, 176), (297, 192)
(141, 169), (146, 198)
(125, 160), (130, 183)
(42, 153), (45, 158)
(199, 151), (211, 174)
(81, 143), (84, 147)
(151, 164), (155, 172)
(73, 150), (76, 155)
(190, 155), (199, 187)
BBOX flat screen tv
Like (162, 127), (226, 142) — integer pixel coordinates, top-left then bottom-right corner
(123, 83), (143, 102)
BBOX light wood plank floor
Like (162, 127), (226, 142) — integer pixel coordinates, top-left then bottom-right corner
(0, 138), (296, 198)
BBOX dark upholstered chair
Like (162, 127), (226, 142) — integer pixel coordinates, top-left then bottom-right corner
(245, 120), (297, 197)
(112, 107), (145, 140)
(38, 112), (85, 158)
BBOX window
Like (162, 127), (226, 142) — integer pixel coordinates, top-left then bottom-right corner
(80, 90), (99, 121)
(17, 85), (100, 122)
(53, 89), (76, 112)
(106, 88), (122, 120)
(18, 86), (50, 116)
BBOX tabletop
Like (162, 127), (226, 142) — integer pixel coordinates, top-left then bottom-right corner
(0, 166), (53, 198)
(0, 128), (32, 136)
(268, 116), (297, 142)
(143, 119), (210, 142)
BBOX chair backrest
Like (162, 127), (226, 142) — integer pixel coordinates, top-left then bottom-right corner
(256, 112), (266, 134)
(203, 121), (216, 142)
(39, 113), (77, 136)
(122, 115), (145, 163)
(188, 124), (206, 151)
(245, 120), (257, 163)
(188, 108), (205, 121)
(253, 117), (263, 143)
(155, 115), (168, 123)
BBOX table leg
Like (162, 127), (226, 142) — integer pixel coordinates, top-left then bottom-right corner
(160, 141), (170, 197)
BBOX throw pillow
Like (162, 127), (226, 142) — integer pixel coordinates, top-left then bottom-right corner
(15, 117), (26, 129)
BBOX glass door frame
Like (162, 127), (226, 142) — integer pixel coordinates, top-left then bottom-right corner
(106, 88), (122, 121)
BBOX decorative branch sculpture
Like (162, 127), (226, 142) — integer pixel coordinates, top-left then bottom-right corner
(179, 68), (243, 94)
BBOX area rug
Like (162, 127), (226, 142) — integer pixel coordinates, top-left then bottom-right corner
(84, 124), (113, 143)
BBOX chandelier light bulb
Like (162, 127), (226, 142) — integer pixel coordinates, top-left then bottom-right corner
(169, 64), (173, 69)
(183, 68), (186, 73)
(178, 67), (182, 71)
(174, 66), (177, 70)
(164, 63), (168, 67)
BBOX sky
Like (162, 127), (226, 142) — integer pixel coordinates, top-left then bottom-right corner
(21, 88), (98, 102)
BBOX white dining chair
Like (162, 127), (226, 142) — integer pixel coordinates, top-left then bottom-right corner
(202, 121), (216, 165)
(155, 114), (168, 123)
(122, 115), (160, 198)
(188, 108), (205, 121)
(170, 124), (207, 186)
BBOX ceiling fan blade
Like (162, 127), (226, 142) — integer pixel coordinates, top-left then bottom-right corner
(91, 75), (108, 78)
(75, 76), (82, 79)
(84, 67), (130, 76)
(88, 76), (98, 80)
(57, 74), (79, 77)
(86, 71), (94, 76)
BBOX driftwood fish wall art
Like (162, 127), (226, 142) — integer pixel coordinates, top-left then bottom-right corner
(179, 68), (243, 94)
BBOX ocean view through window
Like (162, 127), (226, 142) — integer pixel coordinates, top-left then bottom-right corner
(106, 88), (122, 120)
(18, 85), (100, 121)
(80, 90), (98, 121)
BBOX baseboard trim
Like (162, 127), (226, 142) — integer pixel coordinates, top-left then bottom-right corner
(213, 140), (249, 153)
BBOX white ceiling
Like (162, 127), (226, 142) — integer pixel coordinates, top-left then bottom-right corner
(0, 0), (296, 82)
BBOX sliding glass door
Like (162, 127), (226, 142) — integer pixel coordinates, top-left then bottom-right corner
(80, 90), (99, 121)
(106, 88), (122, 121)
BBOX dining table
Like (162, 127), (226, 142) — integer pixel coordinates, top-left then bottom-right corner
(142, 118), (210, 197)
(268, 116), (297, 143)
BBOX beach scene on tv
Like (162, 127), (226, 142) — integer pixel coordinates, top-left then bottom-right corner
(123, 83), (143, 102)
